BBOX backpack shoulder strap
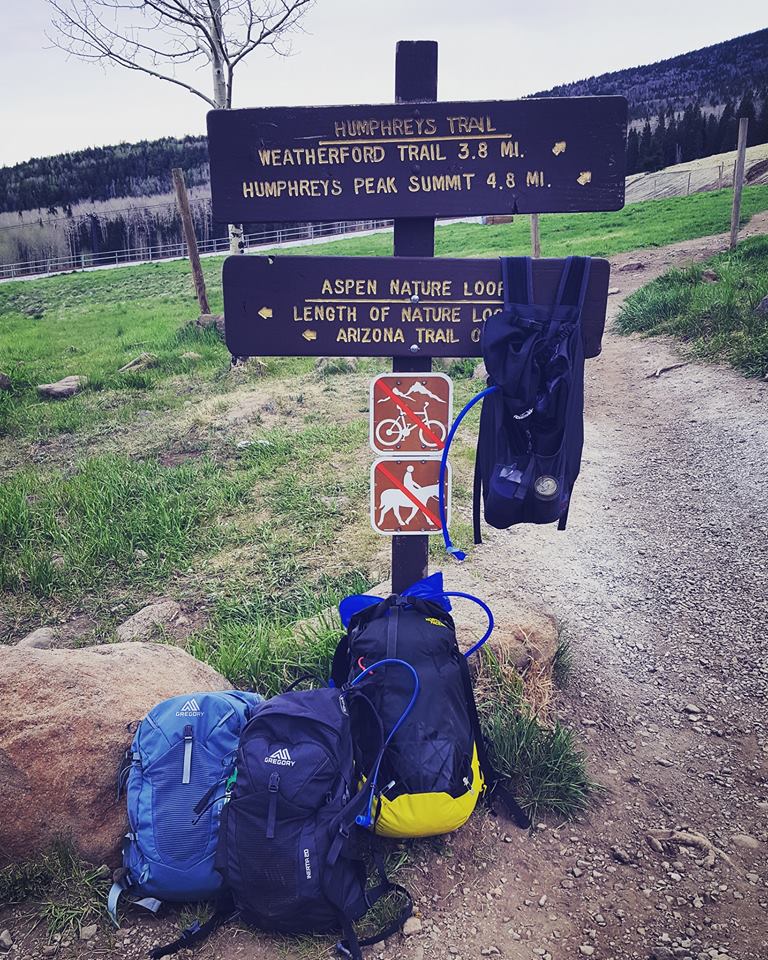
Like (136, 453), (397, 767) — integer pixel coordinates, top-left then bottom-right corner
(335, 852), (413, 958)
(553, 256), (591, 313)
(148, 894), (236, 959)
(501, 256), (534, 306)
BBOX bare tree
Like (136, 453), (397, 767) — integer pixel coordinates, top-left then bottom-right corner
(47, 0), (315, 253)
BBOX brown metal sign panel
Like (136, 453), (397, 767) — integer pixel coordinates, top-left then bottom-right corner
(222, 254), (610, 359)
(371, 458), (451, 536)
(207, 97), (627, 223)
(370, 374), (453, 455)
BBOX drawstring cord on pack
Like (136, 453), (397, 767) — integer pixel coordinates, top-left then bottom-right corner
(350, 658), (419, 828)
(439, 385), (499, 561)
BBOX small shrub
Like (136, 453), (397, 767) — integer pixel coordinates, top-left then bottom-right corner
(476, 646), (595, 822)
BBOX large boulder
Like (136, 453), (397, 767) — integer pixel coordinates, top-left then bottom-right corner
(0, 642), (227, 868)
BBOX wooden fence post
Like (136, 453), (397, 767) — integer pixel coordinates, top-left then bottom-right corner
(729, 118), (749, 250)
(530, 213), (541, 257)
(172, 167), (211, 315)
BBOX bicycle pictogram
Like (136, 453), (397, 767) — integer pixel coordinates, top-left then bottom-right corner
(374, 400), (447, 449)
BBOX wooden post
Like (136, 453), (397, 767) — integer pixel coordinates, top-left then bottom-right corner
(730, 118), (749, 250)
(391, 39), (437, 594)
(530, 213), (541, 257)
(172, 167), (211, 315)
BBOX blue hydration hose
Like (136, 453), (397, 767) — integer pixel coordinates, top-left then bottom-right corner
(350, 657), (419, 828)
(440, 591), (495, 658)
(439, 385), (499, 561)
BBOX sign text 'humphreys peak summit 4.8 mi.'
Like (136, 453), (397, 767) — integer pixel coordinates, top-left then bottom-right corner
(207, 97), (627, 222)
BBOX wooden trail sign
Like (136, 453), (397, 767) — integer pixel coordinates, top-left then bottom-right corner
(207, 96), (627, 223)
(211, 38), (627, 593)
(222, 254), (611, 360)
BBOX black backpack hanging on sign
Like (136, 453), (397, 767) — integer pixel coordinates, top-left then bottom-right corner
(439, 256), (591, 559)
(331, 594), (529, 838)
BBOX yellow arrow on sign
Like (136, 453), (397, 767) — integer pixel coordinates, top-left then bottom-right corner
(258, 306), (273, 319)
(302, 330), (317, 341)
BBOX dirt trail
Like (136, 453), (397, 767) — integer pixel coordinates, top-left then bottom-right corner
(4, 220), (768, 960)
(431, 215), (768, 960)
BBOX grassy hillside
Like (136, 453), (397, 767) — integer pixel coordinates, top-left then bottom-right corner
(617, 234), (768, 377)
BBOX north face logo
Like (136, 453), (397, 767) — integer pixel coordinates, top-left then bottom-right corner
(176, 698), (203, 717)
(265, 748), (295, 766)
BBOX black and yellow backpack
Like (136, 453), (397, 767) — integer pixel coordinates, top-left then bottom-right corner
(331, 594), (529, 838)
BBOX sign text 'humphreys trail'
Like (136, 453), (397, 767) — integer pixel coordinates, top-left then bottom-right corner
(223, 255), (610, 359)
(207, 97), (627, 222)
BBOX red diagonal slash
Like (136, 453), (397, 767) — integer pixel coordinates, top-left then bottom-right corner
(376, 462), (442, 529)
(377, 380), (445, 450)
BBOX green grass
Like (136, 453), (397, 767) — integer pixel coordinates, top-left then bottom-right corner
(617, 234), (768, 377)
(267, 184), (768, 259)
(0, 844), (111, 936)
(188, 573), (367, 696)
(0, 418), (373, 639)
(0, 453), (240, 598)
(477, 647), (594, 822)
(553, 626), (573, 687)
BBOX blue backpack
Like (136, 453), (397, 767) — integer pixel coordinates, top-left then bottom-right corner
(440, 256), (591, 558)
(108, 690), (262, 924)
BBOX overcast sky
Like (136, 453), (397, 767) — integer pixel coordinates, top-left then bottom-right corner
(1, 0), (765, 168)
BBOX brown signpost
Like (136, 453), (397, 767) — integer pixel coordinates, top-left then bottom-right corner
(370, 373), (452, 455)
(207, 39), (627, 593)
(222, 254), (611, 360)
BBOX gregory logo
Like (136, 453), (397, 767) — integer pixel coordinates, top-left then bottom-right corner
(175, 698), (203, 717)
(425, 617), (444, 627)
(265, 748), (295, 767)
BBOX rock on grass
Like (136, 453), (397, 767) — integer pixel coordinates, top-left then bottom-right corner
(37, 375), (85, 398)
(115, 600), (181, 641)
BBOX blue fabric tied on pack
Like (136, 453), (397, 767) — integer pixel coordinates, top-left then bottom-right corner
(338, 572), (493, 659)
(338, 572), (452, 628)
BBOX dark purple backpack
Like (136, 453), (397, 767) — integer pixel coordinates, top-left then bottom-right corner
(439, 256), (591, 558)
(151, 683), (415, 960)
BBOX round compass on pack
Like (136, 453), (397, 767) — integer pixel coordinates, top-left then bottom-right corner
(533, 475), (559, 501)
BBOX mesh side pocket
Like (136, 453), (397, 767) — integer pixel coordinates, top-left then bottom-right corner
(151, 741), (215, 865)
(236, 807), (301, 921)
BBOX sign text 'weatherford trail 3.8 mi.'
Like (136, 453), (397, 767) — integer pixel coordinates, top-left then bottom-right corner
(222, 255), (611, 359)
(207, 97), (627, 222)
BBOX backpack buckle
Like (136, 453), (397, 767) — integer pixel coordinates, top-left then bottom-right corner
(338, 824), (350, 839)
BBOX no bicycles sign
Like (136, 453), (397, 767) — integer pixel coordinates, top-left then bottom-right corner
(370, 373), (453, 454)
